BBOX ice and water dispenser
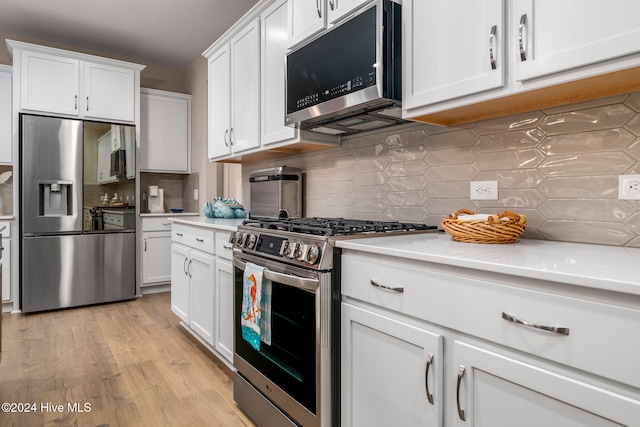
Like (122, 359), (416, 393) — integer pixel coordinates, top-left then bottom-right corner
(39, 180), (73, 216)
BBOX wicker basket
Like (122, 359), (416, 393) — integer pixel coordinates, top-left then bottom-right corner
(441, 209), (527, 244)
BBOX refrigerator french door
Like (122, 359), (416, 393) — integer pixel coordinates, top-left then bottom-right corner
(20, 114), (135, 313)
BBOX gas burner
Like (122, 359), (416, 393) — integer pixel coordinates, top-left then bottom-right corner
(243, 217), (437, 237)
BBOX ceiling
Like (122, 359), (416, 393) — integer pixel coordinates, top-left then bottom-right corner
(0, 0), (260, 68)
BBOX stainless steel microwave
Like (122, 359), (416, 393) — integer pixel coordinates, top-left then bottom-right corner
(285, 0), (408, 136)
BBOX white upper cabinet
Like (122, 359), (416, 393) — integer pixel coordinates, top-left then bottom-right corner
(287, 0), (327, 48)
(140, 88), (191, 173)
(7, 40), (144, 123)
(19, 50), (80, 116)
(83, 61), (135, 122)
(207, 44), (232, 159)
(261, 0), (297, 146)
(403, 0), (505, 109)
(513, 0), (640, 82)
(403, 1), (640, 125)
(0, 66), (12, 164)
(206, 19), (260, 160)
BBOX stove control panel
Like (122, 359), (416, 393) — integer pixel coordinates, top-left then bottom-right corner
(230, 230), (327, 268)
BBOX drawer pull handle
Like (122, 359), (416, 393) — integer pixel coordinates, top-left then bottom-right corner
(196, 238), (205, 243)
(370, 279), (404, 293)
(223, 244), (233, 250)
(176, 232), (183, 237)
(502, 312), (570, 335)
(425, 352), (434, 405)
(162, 222), (172, 227)
(518, 14), (528, 61)
(456, 365), (466, 421)
(489, 25), (497, 70)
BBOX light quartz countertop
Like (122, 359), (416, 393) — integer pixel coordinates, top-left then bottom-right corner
(337, 232), (640, 296)
(140, 212), (200, 217)
(171, 216), (244, 232)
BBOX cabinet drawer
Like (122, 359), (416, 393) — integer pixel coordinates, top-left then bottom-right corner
(341, 253), (640, 389)
(215, 231), (233, 260)
(172, 223), (215, 254)
(142, 217), (174, 231)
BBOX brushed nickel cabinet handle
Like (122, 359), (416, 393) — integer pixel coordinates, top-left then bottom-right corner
(502, 312), (570, 335)
(183, 257), (188, 276)
(196, 238), (205, 243)
(370, 279), (404, 293)
(329, 0), (335, 10)
(176, 232), (183, 237)
(457, 365), (466, 421)
(489, 25), (497, 70)
(144, 238), (147, 252)
(74, 95), (78, 110)
(317, 0), (322, 17)
(229, 127), (234, 146)
(86, 96), (89, 111)
(519, 14), (528, 61)
(162, 222), (172, 227)
(188, 259), (193, 278)
(223, 129), (229, 147)
(425, 352), (434, 405)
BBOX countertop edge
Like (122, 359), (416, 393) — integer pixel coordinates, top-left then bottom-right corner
(337, 234), (640, 297)
(171, 216), (244, 232)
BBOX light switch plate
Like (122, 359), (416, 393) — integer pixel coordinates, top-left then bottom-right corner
(193, 189), (199, 200)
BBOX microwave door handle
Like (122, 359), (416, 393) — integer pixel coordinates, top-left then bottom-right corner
(234, 257), (319, 292)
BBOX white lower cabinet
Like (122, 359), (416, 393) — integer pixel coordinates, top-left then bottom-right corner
(452, 340), (640, 427)
(341, 251), (640, 427)
(170, 222), (235, 367)
(341, 303), (443, 427)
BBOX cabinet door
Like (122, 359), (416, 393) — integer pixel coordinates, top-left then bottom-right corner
(230, 19), (260, 153)
(20, 50), (79, 116)
(403, 0), (504, 109)
(0, 68), (11, 164)
(140, 92), (190, 172)
(170, 243), (191, 323)
(452, 340), (640, 427)
(97, 133), (116, 184)
(84, 61), (135, 122)
(326, 0), (370, 24)
(142, 231), (172, 285)
(1, 238), (11, 303)
(287, 0), (327, 48)
(190, 250), (215, 346)
(261, 0), (297, 146)
(514, 0), (640, 81)
(215, 258), (234, 363)
(208, 45), (232, 159)
(341, 303), (444, 427)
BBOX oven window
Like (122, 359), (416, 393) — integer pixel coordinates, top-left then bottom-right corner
(234, 266), (317, 414)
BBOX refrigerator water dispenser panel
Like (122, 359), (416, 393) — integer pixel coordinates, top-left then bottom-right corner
(39, 180), (73, 216)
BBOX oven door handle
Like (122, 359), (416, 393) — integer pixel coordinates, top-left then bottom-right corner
(234, 257), (319, 292)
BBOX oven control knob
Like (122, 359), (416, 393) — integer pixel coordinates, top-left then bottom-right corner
(305, 245), (321, 265)
(286, 241), (298, 258)
(245, 234), (257, 249)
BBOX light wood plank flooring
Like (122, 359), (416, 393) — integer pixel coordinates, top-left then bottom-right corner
(0, 292), (256, 427)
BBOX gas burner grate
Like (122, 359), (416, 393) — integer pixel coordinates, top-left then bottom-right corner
(243, 217), (437, 236)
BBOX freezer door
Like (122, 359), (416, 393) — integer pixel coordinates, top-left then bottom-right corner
(21, 115), (83, 234)
(21, 233), (136, 313)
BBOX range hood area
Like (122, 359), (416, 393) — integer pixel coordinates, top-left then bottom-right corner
(285, 0), (410, 137)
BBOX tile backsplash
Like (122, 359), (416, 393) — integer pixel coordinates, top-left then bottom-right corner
(243, 92), (640, 247)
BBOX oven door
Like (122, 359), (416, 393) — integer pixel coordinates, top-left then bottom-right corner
(233, 252), (332, 427)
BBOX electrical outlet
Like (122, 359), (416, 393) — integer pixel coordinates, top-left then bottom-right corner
(470, 180), (498, 200)
(618, 175), (640, 200)
(193, 189), (199, 200)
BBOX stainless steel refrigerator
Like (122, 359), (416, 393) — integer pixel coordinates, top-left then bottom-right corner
(20, 114), (136, 313)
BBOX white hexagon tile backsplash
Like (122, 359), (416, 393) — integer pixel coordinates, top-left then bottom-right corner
(243, 92), (640, 247)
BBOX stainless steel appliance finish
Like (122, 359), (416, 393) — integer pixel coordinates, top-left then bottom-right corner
(285, 0), (408, 136)
(21, 233), (135, 313)
(249, 167), (302, 219)
(20, 114), (136, 313)
(231, 217), (437, 427)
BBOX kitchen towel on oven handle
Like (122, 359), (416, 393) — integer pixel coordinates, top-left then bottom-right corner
(241, 262), (272, 350)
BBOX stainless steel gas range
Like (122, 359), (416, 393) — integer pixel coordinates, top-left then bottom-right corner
(231, 217), (438, 427)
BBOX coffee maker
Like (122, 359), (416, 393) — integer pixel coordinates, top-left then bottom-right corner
(147, 186), (164, 213)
